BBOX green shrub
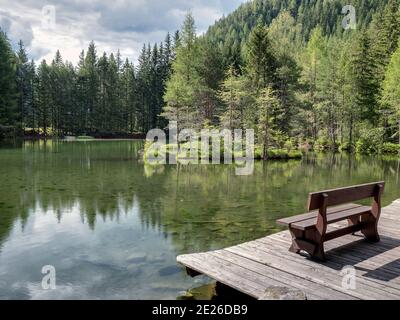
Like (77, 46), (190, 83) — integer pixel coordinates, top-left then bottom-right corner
(314, 137), (338, 151)
(288, 150), (303, 159)
(268, 149), (286, 159)
(284, 138), (297, 151)
(339, 141), (354, 152)
(267, 149), (302, 160)
(254, 146), (263, 160)
(381, 142), (400, 154)
(314, 137), (328, 151)
(355, 128), (384, 154)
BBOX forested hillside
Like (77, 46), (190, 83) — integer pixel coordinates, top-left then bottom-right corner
(1, 0), (400, 156)
(206, 0), (390, 68)
(162, 0), (400, 155)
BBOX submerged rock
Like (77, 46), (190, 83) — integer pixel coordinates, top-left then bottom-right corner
(177, 283), (217, 300)
(260, 286), (307, 300)
(126, 253), (147, 264)
(126, 265), (143, 277)
(158, 265), (182, 276)
(177, 291), (195, 300)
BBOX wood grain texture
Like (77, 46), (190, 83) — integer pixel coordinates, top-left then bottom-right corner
(307, 182), (385, 210)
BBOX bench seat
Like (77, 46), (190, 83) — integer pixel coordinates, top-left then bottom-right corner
(277, 203), (363, 227)
(291, 205), (371, 231)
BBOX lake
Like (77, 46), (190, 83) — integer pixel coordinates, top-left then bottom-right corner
(0, 140), (399, 299)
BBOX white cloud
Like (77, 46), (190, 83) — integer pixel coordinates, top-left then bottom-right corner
(0, 10), (34, 48)
(0, 0), (244, 65)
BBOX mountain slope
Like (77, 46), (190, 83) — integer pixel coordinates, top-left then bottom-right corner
(205, 0), (390, 66)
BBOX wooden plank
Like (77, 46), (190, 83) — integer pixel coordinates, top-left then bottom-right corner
(277, 203), (362, 226)
(176, 199), (400, 300)
(212, 250), (356, 300)
(381, 211), (400, 221)
(177, 254), (263, 298)
(234, 240), (400, 299)
(256, 233), (399, 284)
(202, 252), (321, 300)
(291, 206), (371, 230)
(265, 233), (400, 289)
(272, 229), (400, 262)
(308, 181), (384, 210)
(226, 244), (375, 299)
(262, 233), (400, 291)
(325, 225), (364, 241)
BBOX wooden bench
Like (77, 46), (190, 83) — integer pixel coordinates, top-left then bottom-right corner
(277, 182), (385, 261)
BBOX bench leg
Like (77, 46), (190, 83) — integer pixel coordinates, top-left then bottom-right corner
(348, 217), (360, 235)
(289, 228), (326, 261)
(361, 215), (380, 242)
(289, 243), (300, 254)
(312, 243), (326, 261)
(289, 229), (302, 254)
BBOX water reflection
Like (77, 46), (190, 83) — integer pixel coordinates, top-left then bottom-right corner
(0, 140), (399, 299)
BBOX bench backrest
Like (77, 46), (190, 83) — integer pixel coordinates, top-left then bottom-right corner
(307, 182), (385, 211)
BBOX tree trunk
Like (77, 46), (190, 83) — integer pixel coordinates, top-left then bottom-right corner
(349, 114), (354, 152)
(263, 130), (269, 161)
(312, 110), (318, 142)
(398, 118), (400, 146)
(263, 109), (269, 161)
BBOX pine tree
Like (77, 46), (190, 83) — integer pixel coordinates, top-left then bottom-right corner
(300, 27), (327, 141)
(121, 59), (137, 133)
(317, 37), (342, 148)
(50, 50), (65, 136)
(36, 60), (52, 136)
(351, 30), (379, 124)
(257, 87), (281, 159)
(83, 41), (99, 133)
(25, 60), (37, 134)
(0, 30), (17, 129)
(76, 50), (87, 134)
(97, 52), (109, 133)
(246, 22), (278, 90)
(268, 11), (302, 134)
(163, 33), (173, 70)
(196, 38), (225, 126)
(218, 66), (248, 130)
(382, 43), (400, 144)
(162, 13), (201, 130)
(62, 62), (77, 135)
(136, 44), (151, 132)
(16, 40), (30, 131)
(381, 0), (400, 57)
(336, 35), (359, 148)
(370, 0), (400, 96)
(108, 53), (119, 133)
(173, 30), (181, 53)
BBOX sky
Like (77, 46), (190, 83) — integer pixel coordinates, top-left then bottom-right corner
(0, 0), (245, 65)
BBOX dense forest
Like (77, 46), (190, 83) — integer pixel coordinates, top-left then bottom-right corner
(0, 31), (178, 138)
(1, 0), (400, 155)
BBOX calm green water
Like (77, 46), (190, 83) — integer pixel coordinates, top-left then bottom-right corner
(0, 140), (399, 299)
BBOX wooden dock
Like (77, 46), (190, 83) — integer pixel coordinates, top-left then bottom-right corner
(177, 199), (400, 300)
